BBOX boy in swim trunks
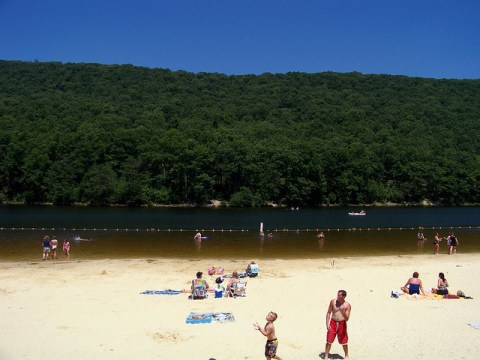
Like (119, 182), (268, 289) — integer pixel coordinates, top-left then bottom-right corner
(323, 290), (351, 360)
(254, 311), (282, 360)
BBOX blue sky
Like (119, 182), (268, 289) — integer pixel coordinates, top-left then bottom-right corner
(1, 0), (479, 79)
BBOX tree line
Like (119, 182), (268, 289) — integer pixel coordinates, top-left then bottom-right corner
(0, 60), (479, 206)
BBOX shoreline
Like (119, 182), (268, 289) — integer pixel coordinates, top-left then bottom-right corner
(2, 254), (479, 359)
(2, 201), (480, 208)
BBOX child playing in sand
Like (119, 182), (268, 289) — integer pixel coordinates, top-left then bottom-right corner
(254, 311), (282, 360)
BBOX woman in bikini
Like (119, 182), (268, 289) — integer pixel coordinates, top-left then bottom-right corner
(431, 272), (449, 295)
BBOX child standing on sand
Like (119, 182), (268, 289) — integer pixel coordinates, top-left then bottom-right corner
(254, 311), (282, 360)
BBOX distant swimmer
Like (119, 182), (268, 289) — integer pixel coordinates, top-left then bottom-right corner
(317, 232), (325, 239)
(194, 232), (202, 241)
(74, 235), (91, 241)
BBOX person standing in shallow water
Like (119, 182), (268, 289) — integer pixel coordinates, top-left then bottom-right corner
(50, 236), (58, 259)
(62, 238), (70, 258)
(323, 290), (351, 360)
(448, 232), (459, 255)
(433, 233), (442, 254)
(42, 235), (50, 260)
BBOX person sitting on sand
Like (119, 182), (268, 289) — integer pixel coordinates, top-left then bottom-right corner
(246, 260), (259, 277)
(227, 271), (240, 297)
(208, 265), (216, 276)
(431, 272), (449, 295)
(401, 271), (425, 295)
(191, 271), (209, 299)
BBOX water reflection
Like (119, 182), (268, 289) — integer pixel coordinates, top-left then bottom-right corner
(194, 238), (202, 251)
(319, 238), (325, 250)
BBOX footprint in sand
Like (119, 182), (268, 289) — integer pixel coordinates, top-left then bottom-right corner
(152, 331), (188, 343)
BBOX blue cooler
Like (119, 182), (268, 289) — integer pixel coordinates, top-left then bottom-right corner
(215, 288), (223, 298)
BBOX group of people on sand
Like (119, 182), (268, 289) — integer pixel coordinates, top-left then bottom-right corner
(417, 231), (459, 255)
(401, 271), (450, 296)
(192, 261), (259, 299)
(42, 235), (70, 260)
(192, 265), (351, 360)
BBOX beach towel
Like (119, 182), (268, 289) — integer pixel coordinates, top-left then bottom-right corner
(186, 312), (235, 324)
(224, 272), (247, 278)
(468, 322), (480, 330)
(140, 290), (182, 295)
(443, 294), (460, 299)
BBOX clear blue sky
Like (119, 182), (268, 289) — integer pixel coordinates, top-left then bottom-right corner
(1, 0), (479, 79)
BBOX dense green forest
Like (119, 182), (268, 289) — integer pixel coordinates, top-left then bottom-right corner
(0, 60), (479, 206)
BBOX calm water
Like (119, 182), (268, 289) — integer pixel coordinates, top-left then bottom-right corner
(1, 206), (479, 261)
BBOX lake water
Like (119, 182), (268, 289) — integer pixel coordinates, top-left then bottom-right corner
(0, 206), (479, 261)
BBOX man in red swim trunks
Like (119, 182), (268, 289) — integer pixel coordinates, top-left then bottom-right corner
(323, 290), (351, 360)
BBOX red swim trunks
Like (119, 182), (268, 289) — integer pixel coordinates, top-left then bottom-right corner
(326, 319), (348, 345)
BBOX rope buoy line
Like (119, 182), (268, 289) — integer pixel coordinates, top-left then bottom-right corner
(0, 226), (478, 232)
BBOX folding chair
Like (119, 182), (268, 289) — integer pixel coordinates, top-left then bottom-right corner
(232, 281), (247, 297)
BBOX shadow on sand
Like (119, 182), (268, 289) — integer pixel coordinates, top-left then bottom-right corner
(319, 353), (344, 359)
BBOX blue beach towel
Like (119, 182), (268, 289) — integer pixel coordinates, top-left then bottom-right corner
(140, 290), (182, 295)
(186, 312), (235, 324)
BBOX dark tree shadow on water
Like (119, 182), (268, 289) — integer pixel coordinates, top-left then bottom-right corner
(319, 353), (344, 359)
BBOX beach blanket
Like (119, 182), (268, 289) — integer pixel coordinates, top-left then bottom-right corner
(186, 312), (235, 324)
(140, 290), (182, 295)
(468, 322), (480, 330)
(223, 272), (247, 278)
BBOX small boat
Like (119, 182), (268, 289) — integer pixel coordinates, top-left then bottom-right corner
(348, 210), (366, 216)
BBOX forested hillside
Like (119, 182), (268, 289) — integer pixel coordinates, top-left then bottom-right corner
(0, 60), (479, 206)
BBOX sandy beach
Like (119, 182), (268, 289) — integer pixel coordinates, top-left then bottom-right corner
(1, 254), (479, 360)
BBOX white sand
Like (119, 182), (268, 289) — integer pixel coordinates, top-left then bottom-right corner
(1, 254), (479, 360)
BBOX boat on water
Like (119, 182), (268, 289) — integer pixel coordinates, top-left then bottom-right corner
(348, 210), (366, 216)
